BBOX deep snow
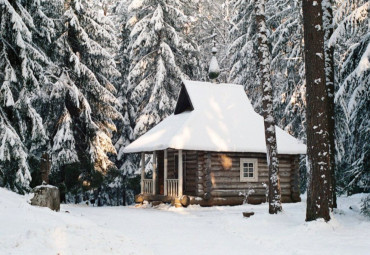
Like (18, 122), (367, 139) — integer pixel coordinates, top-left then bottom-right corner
(0, 188), (369, 255)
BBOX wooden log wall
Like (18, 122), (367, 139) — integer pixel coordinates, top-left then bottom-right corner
(197, 151), (205, 197)
(290, 155), (301, 202)
(164, 149), (300, 205)
(184, 151), (197, 196)
(195, 152), (300, 204)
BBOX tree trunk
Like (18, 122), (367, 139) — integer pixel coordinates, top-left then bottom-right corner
(302, 0), (332, 221)
(255, 0), (282, 214)
(322, 0), (337, 209)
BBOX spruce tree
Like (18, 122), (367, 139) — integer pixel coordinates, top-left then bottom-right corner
(228, 0), (260, 106)
(126, 0), (199, 138)
(45, 0), (122, 202)
(332, 0), (369, 195)
(112, 0), (137, 175)
(266, 0), (306, 140)
(0, 0), (53, 192)
(322, 0), (336, 208)
(302, 0), (333, 221)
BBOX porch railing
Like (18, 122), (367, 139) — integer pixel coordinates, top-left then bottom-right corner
(143, 179), (153, 194)
(166, 179), (179, 197)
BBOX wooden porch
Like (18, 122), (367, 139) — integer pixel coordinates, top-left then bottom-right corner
(139, 149), (191, 196)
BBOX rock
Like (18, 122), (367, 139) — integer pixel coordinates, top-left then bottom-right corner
(30, 184), (60, 211)
(242, 211), (255, 218)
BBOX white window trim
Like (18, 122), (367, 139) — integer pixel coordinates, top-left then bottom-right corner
(240, 158), (258, 182)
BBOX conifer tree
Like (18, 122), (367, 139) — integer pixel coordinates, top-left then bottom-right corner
(0, 0), (53, 192)
(112, 0), (137, 175)
(228, 0), (260, 107)
(302, 0), (333, 221)
(331, 0), (369, 195)
(44, 0), (122, 202)
(126, 0), (199, 138)
(266, 0), (306, 140)
(322, 0), (336, 208)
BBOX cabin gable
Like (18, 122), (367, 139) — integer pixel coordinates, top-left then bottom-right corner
(174, 84), (194, 114)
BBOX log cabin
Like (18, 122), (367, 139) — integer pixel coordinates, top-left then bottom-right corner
(123, 80), (306, 206)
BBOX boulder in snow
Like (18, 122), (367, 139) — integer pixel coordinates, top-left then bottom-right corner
(30, 182), (60, 211)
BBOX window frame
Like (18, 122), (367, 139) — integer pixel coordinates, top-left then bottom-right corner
(240, 158), (258, 182)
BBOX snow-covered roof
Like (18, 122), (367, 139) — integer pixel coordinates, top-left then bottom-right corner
(123, 80), (306, 154)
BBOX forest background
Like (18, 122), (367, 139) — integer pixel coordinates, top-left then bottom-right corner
(0, 0), (368, 207)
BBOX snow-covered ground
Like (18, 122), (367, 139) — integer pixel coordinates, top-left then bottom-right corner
(1, 188), (369, 255)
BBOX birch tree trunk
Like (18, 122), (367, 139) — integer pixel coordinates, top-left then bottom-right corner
(255, 0), (282, 214)
(322, 0), (337, 209)
(302, 0), (332, 221)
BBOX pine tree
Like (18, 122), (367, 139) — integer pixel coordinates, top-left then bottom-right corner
(229, 0), (306, 140)
(126, 0), (199, 138)
(331, 0), (369, 195)
(0, 0), (54, 192)
(112, 0), (137, 175)
(302, 0), (332, 222)
(228, 0), (261, 108)
(266, 0), (306, 141)
(44, 0), (122, 202)
(322, 0), (336, 208)
(255, 0), (282, 214)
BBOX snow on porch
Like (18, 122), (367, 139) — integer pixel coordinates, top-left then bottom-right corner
(124, 80), (306, 154)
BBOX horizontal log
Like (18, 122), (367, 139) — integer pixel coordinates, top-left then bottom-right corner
(210, 155), (292, 163)
(212, 182), (291, 189)
(209, 165), (293, 173)
(259, 171), (291, 177)
(210, 170), (292, 178)
(189, 196), (244, 206)
(211, 189), (291, 197)
(196, 190), (204, 196)
(210, 162), (293, 169)
(211, 176), (291, 183)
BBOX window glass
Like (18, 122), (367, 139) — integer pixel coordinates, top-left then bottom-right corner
(240, 158), (258, 182)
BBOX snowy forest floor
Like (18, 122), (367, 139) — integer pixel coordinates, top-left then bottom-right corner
(0, 188), (369, 255)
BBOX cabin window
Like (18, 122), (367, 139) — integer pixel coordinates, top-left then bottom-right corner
(240, 158), (258, 182)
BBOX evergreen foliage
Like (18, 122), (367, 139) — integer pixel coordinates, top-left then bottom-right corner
(332, 0), (369, 194)
(126, 0), (199, 138)
(0, 0), (368, 207)
(0, 0), (51, 193)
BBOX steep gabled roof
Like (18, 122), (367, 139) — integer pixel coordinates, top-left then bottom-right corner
(123, 80), (306, 154)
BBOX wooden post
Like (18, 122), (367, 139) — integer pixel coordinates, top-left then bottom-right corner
(152, 151), (157, 195)
(141, 152), (145, 194)
(164, 149), (168, 196)
(178, 150), (183, 196)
